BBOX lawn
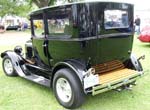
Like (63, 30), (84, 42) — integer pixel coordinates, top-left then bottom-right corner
(0, 32), (150, 110)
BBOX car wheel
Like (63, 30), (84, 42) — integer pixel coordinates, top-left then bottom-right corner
(53, 68), (85, 109)
(2, 56), (17, 76)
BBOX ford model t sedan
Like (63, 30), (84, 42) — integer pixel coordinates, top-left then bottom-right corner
(1, 1), (144, 109)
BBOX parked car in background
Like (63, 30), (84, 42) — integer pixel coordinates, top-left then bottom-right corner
(138, 26), (150, 42)
(6, 25), (20, 31)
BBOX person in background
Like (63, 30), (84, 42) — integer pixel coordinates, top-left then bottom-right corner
(21, 22), (28, 31)
(23, 22), (28, 30)
(0, 24), (5, 33)
(134, 15), (141, 35)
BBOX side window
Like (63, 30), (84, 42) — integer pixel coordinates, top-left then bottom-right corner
(48, 18), (70, 35)
(47, 7), (73, 37)
(33, 19), (45, 38)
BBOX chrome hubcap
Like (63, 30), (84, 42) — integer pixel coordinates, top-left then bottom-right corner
(56, 78), (72, 103)
(4, 59), (13, 75)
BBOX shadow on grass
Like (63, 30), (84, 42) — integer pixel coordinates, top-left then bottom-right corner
(18, 77), (52, 92)
(81, 88), (143, 110)
(138, 43), (150, 48)
(1, 74), (130, 109)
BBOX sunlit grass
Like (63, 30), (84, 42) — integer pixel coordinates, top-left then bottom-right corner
(0, 32), (149, 110)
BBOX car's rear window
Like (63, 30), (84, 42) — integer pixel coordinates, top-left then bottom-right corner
(104, 10), (129, 29)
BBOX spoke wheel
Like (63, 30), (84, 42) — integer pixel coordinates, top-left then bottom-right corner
(53, 68), (85, 109)
(56, 78), (72, 103)
(3, 59), (14, 75)
(2, 56), (17, 76)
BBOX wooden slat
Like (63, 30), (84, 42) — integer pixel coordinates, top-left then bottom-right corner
(93, 60), (125, 74)
(99, 68), (137, 84)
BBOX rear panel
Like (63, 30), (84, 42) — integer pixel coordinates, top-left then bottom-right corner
(86, 2), (134, 65)
(95, 35), (133, 64)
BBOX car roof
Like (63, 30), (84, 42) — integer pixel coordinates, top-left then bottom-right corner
(30, 0), (133, 16)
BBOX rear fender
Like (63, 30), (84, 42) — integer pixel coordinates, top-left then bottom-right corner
(130, 53), (143, 72)
(51, 59), (87, 87)
(1, 51), (25, 77)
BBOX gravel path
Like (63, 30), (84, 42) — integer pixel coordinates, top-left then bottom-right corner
(0, 31), (31, 46)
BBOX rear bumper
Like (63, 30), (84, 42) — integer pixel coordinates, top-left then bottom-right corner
(92, 71), (143, 95)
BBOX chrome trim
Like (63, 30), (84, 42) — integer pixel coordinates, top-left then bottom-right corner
(33, 32), (132, 41)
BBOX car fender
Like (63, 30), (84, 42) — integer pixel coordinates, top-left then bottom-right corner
(130, 53), (143, 71)
(51, 59), (87, 87)
(1, 51), (25, 77)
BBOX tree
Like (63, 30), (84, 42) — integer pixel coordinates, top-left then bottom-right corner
(0, 0), (83, 17)
(30, 0), (82, 8)
(0, 0), (31, 17)
(29, 0), (56, 8)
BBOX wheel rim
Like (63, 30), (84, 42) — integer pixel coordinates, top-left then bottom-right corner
(56, 78), (72, 103)
(4, 58), (14, 75)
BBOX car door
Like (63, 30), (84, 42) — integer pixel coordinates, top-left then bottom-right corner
(31, 13), (50, 66)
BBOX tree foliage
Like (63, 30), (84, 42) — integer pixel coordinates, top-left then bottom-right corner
(29, 0), (54, 8)
(0, 0), (31, 17)
(30, 0), (81, 8)
(0, 0), (83, 17)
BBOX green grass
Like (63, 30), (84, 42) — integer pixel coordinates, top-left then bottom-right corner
(0, 33), (150, 110)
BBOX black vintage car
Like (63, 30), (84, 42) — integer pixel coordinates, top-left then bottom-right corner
(6, 25), (20, 30)
(1, 1), (144, 109)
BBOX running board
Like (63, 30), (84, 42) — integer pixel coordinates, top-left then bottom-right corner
(25, 64), (52, 73)
(21, 74), (50, 87)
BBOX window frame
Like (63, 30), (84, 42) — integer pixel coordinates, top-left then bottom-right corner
(104, 9), (129, 30)
(30, 13), (46, 38)
(45, 6), (73, 38)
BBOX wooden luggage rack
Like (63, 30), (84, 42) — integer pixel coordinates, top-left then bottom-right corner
(92, 60), (142, 95)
